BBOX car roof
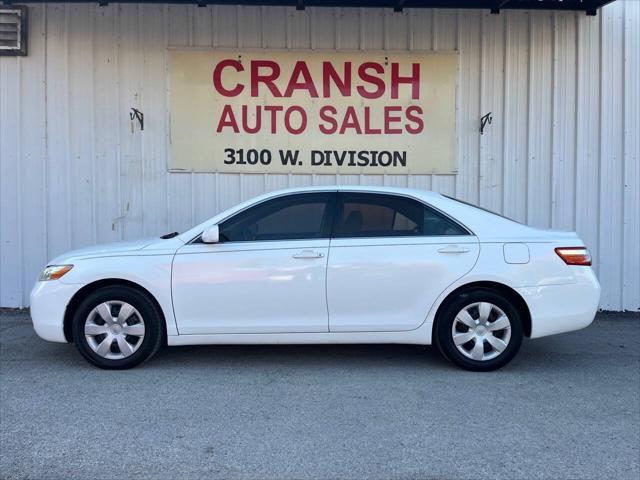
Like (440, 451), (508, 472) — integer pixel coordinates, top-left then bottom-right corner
(177, 184), (568, 243)
(256, 185), (444, 200)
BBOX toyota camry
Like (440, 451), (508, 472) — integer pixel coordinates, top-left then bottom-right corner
(30, 186), (600, 371)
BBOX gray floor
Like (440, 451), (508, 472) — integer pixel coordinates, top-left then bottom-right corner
(1, 309), (639, 480)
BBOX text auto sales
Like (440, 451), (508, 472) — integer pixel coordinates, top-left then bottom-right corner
(213, 59), (423, 168)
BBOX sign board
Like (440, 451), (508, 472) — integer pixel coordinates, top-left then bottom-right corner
(169, 49), (457, 174)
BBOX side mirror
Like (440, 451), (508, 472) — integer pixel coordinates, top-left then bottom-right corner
(201, 225), (220, 244)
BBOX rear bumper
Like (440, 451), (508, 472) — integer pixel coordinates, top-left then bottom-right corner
(30, 281), (83, 343)
(516, 267), (601, 339)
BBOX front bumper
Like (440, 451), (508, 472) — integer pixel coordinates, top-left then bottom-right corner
(516, 267), (601, 339)
(30, 280), (83, 343)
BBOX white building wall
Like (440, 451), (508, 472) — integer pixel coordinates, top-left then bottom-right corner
(0, 1), (638, 310)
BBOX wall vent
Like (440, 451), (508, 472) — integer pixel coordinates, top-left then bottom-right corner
(0, 6), (27, 56)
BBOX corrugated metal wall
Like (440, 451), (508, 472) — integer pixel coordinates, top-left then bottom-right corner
(0, 2), (638, 310)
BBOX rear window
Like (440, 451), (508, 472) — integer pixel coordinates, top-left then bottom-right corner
(443, 195), (522, 224)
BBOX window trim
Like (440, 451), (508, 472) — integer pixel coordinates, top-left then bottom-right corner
(332, 191), (473, 239)
(189, 189), (474, 244)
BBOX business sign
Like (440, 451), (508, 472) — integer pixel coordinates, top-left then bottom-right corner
(169, 49), (457, 174)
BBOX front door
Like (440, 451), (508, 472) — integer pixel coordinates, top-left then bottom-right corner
(327, 192), (479, 332)
(172, 192), (335, 335)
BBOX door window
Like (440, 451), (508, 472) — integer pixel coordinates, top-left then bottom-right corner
(334, 193), (468, 238)
(423, 207), (468, 236)
(218, 193), (333, 242)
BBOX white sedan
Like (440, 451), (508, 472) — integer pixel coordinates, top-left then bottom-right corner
(30, 186), (600, 371)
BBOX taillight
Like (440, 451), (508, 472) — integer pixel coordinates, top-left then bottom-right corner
(555, 247), (592, 266)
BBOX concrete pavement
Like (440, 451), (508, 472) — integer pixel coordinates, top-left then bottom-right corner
(1, 309), (639, 480)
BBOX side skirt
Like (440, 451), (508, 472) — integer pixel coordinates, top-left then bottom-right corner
(167, 322), (433, 346)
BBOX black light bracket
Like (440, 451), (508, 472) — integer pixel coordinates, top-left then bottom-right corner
(130, 108), (144, 132)
(490, 0), (509, 14)
(480, 112), (492, 135)
(394, 0), (406, 12)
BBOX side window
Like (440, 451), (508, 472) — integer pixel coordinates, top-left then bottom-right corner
(423, 206), (469, 236)
(334, 193), (423, 238)
(334, 193), (469, 238)
(218, 193), (332, 242)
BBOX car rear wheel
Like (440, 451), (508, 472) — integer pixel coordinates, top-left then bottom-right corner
(435, 288), (523, 371)
(71, 286), (164, 369)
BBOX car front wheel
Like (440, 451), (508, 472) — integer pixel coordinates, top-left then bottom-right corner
(435, 288), (524, 371)
(71, 286), (164, 369)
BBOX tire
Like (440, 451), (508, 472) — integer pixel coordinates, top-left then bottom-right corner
(71, 285), (164, 369)
(434, 288), (523, 371)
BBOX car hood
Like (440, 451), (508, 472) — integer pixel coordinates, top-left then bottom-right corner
(47, 237), (184, 264)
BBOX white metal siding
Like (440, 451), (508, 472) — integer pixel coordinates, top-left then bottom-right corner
(0, 2), (638, 310)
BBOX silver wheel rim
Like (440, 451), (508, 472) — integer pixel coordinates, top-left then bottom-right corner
(84, 301), (145, 360)
(451, 302), (511, 361)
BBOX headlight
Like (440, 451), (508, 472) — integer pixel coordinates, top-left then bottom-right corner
(39, 265), (73, 281)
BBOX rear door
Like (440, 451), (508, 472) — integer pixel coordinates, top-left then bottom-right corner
(327, 192), (479, 332)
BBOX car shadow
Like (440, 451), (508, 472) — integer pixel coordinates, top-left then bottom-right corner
(25, 335), (582, 373)
(144, 331), (611, 374)
(151, 342), (454, 370)
(11, 318), (615, 374)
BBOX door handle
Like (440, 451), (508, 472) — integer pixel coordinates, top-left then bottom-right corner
(437, 245), (470, 254)
(292, 250), (324, 259)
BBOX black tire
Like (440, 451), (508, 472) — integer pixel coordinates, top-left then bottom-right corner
(71, 285), (164, 369)
(434, 288), (523, 371)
